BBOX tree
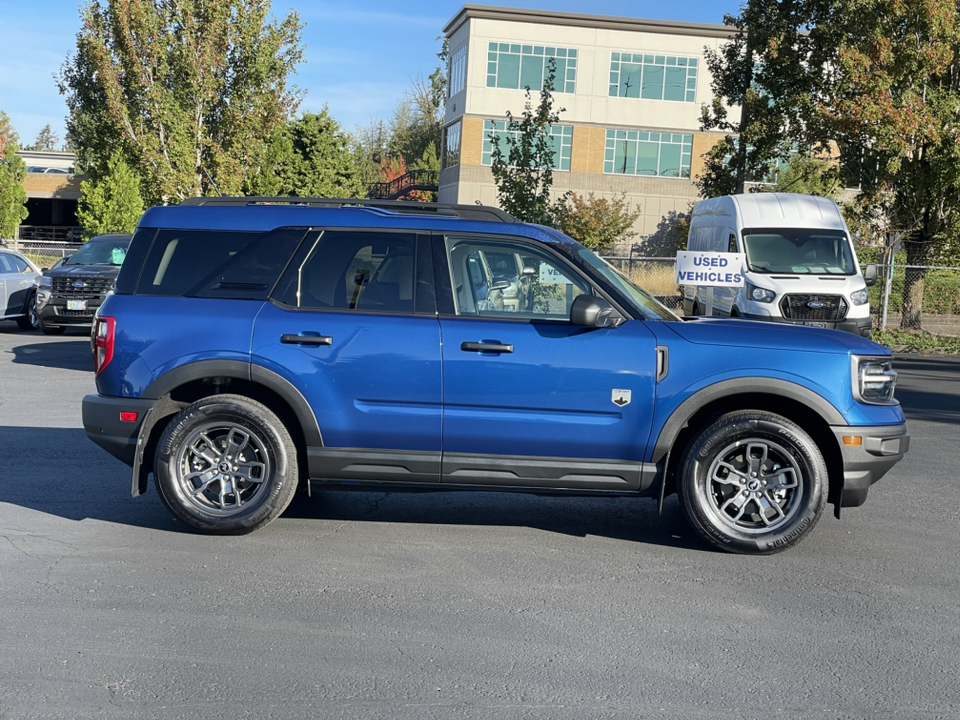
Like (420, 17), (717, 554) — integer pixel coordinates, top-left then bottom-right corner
(0, 113), (28, 239)
(387, 40), (447, 172)
(555, 193), (640, 254)
(28, 125), (60, 152)
(0, 110), (19, 157)
(77, 150), (145, 238)
(698, 1), (832, 197)
(703, 0), (960, 330)
(758, 154), (843, 198)
(58, 0), (304, 205)
(247, 110), (365, 198)
(489, 58), (566, 225)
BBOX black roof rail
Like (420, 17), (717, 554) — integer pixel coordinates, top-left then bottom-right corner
(178, 197), (518, 223)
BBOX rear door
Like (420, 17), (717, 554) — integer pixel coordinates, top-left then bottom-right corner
(253, 230), (443, 484)
(436, 234), (658, 491)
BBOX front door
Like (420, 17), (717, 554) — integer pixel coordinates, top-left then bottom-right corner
(437, 235), (658, 491)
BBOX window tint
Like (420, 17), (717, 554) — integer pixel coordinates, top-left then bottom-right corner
(445, 236), (588, 319)
(276, 231), (417, 313)
(136, 229), (262, 296)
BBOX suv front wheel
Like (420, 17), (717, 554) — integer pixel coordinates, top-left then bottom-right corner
(679, 410), (827, 554)
(154, 394), (299, 534)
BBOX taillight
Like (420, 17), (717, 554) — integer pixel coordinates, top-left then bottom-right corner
(94, 316), (116, 376)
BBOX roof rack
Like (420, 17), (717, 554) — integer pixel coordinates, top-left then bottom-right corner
(178, 197), (518, 223)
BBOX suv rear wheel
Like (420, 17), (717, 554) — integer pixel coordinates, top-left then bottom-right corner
(154, 394), (298, 534)
(678, 410), (827, 554)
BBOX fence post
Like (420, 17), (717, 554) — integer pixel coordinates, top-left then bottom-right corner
(881, 254), (895, 333)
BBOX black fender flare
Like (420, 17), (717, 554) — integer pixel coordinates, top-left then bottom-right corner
(131, 360), (321, 496)
(651, 377), (845, 467)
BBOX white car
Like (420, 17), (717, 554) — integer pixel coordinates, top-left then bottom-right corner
(0, 247), (41, 330)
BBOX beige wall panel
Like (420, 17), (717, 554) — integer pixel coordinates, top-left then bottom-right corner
(460, 116), (486, 167)
(23, 175), (83, 199)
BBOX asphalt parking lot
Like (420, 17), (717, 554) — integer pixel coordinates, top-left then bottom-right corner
(1, 325), (959, 719)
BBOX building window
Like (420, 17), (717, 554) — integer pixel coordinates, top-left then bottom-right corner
(486, 42), (577, 93)
(448, 43), (467, 97)
(604, 130), (692, 178)
(482, 121), (573, 171)
(608, 53), (698, 102)
(442, 121), (462, 169)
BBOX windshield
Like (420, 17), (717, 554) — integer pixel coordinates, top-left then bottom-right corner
(742, 228), (855, 275)
(576, 249), (679, 321)
(66, 240), (129, 266)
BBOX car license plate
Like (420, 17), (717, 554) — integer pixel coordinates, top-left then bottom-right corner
(803, 321), (826, 328)
(67, 300), (87, 311)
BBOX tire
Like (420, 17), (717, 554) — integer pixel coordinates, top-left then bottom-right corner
(39, 315), (66, 335)
(692, 302), (701, 316)
(154, 394), (299, 534)
(678, 410), (827, 554)
(15, 292), (38, 331)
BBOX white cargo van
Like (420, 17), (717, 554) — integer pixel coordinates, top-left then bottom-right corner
(683, 193), (877, 337)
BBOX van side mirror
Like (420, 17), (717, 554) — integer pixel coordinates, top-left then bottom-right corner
(570, 295), (624, 328)
(863, 264), (878, 287)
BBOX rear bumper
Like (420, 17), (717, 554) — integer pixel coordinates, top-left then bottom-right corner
(82, 394), (153, 467)
(832, 423), (910, 507)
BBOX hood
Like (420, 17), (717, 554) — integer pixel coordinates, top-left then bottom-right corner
(48, 264), (122, 279)
(663, 316), (889, 356)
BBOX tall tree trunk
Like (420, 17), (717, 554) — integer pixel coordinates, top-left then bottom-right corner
(900, 231), (933, 330)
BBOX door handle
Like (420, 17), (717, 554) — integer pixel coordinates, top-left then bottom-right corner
(461, 341), (513, 353)
(281, 333), (333, 346)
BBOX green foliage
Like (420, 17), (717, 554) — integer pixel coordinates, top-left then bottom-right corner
(873, 329), (960, 355)
(759, 155), (843, 197)
(247, 110), (365, 198)
(556, 192), (640, 254)
(0, 120), (28, 238)
(77, 151), (145, 238)
(489, 58), (566, 225)
(0, 110), (17, 156)
(27, 125), (60, 152)
(58, 0), (304, 204)
(387, 41), (446, 172)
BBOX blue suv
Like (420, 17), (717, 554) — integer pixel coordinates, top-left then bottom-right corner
(81, 198), (909, 553)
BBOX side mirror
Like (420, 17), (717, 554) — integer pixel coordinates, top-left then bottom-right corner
(570, 295), (624, 328)
(863, 264), (878, 287)
(491, 279), (511, 291)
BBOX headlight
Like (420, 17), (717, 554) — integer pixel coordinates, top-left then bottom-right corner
(852, 356), (898, 404)
(851, 286), (869, 306)
(746, 281), (776, 303)
(36, 275), (52, 290)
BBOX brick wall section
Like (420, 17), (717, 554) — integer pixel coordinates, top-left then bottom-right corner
(22, 174), (83, 199)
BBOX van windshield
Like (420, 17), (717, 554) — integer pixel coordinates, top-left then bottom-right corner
(742, 228), (856, 275)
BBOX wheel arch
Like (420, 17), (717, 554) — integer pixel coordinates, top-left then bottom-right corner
(132, 360), (320, 496)
(654, 378), (845, 508)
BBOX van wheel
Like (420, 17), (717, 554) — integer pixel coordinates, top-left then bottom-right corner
(692, 302), (701, 316)
(678, 410), (827, 554)
(154, 394), (298, 534)
(731, 307), (740, 317)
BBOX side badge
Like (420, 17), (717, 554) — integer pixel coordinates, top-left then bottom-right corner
(612, 389), (631, 407)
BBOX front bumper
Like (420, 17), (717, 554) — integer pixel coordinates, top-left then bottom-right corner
(740, 312), (873, 338)
(82, 394), (154, 467)
(832, 423), (910, 507)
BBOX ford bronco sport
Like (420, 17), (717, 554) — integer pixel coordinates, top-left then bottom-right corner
(81, 198), (909, 554)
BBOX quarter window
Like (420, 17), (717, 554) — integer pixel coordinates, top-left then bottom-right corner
(609, 53), (698, 102)
(604, 129), (693, 179)
(482, 121), (573, 171)
(486, 42), (577, 93)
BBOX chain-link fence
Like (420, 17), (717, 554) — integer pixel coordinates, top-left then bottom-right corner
(604, 256), (960, 337)
(872, 264), (960, 336)
(8, 238), (82, 271)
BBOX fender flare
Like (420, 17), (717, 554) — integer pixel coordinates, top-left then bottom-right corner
(651, 377), (845, 466)
(131, 360), (322, 496)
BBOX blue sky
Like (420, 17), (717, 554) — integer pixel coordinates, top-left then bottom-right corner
(0, 0), (738, 148)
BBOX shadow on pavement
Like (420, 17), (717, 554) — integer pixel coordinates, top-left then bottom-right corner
(7, 337), (93, 372)
(1, 424), (705, 551)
